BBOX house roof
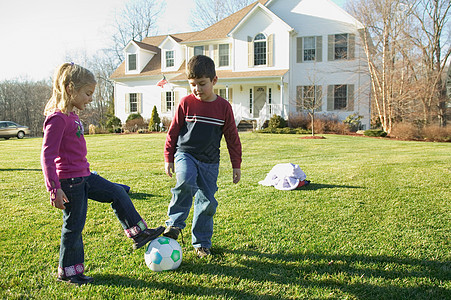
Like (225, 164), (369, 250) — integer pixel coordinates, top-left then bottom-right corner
(181, 0), (267, 43)
(110, 0), (273, 80)
(170, 69), (289, 82)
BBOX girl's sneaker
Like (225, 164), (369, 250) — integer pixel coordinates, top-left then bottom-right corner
(195, 247), (211, 258)
(133, 226), (165, 249)
(57, 273), (94, 285)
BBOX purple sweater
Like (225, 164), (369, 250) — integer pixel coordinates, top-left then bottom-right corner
(41, 111), (90, 191)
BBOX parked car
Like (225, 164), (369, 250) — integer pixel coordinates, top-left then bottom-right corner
(0, 121), (31, 139)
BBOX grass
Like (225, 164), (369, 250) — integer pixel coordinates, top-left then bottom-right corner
(0, 132), (450, 299)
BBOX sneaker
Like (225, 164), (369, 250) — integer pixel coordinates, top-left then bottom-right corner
(195, 247), (211, 258)
(163, 226), (181, 240)
(57, 273), (94, 285)
(133, 226), (165, 249)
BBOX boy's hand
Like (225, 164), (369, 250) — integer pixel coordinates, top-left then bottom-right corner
(50, 188), (69, 210)
(232, 168), (241, 184)
(165, 162), (175, 177)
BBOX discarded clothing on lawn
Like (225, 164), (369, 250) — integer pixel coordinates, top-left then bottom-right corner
(258, 163), (310, 190)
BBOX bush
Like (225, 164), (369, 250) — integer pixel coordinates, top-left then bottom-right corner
(364, 129), (387, 137)
(343, 114), (363, 132)
(267, 114), (286, 128)
(105, 116), (122, 129)
(390, 123), (421, 140)
(422, 125), (451, 142)
(125, 114), (146, 132)
(149, 106), (161, 131)
(288, 113), (309, 129)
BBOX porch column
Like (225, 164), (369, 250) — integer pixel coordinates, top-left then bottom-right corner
(280, 78), (284, 118)
(226, 85), (229, 102)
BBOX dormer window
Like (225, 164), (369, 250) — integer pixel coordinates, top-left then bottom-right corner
(128, 54), (137, 71)
(165, 50), (174, 68)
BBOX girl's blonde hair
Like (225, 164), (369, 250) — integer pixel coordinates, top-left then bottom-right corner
(44, 63), (96, 116)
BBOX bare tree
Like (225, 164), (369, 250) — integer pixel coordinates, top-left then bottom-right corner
(190, 0), (254, 31)
(410, 0), (451, 126)
(111, 0), (165, 63)
(0, 79), (51, 136)
(348, 0), (419, 134)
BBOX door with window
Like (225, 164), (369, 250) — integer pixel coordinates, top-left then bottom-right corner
(253, 87), (266, 118)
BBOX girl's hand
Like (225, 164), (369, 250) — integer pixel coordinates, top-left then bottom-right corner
(50, 188), (69, 209)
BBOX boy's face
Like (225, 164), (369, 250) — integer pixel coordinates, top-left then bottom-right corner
(188, 76), (218, 102)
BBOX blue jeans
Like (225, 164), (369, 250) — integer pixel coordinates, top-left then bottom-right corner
(166, 152), (219, 248)
(58, 173), (146, 277)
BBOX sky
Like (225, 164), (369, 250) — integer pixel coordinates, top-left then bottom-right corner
(0, 0), (345, 82)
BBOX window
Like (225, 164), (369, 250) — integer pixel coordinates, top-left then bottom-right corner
(327, 84), (354, 111)
(328, 33), (355, 61)
(268, 88), (272, 114)
(334, 85), (347, 110)
(249, 89), (253, 114)
(194, 46), (204, 56)
(303, 37), (316, 61)
(297, 86), (322, 112)
(128, 54), (136, 71)
(166, 91), (174, 111)
(254, 33), (266, 66)
(218, 44), (229, 67)
(129, 93), (138, 113)
(165, 51), (174, 68)
(334, 34), (348, 60)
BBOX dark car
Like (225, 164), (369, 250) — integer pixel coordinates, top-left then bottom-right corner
(0, 121), (31, 139)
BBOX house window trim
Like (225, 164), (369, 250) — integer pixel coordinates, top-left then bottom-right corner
(194, 46), (204, 56)
(218, 44), (229, 67)
(303, 36), (316, 62)
(297, 85), (323, 112)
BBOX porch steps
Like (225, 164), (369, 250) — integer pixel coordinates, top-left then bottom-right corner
(237, 120), (255, 132)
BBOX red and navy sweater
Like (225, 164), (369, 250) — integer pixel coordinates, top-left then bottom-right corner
(164, 94), (242, 169)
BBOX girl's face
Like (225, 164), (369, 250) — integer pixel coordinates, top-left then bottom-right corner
(188, 76), (218, 102)
(70, 83), (96, 111)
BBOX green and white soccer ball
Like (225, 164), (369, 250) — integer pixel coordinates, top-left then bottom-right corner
(144, 236), (182, 271)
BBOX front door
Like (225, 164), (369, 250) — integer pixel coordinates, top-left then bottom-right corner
(253, 86), (266, 118)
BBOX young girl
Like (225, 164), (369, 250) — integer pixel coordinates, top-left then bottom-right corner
(41, 63), (164, 285)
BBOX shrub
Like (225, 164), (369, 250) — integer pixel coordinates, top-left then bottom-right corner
(364, 129), (387, 137)
(343, 114), (363, 132)
(105, 116), (122, 129)
(390, 123), (421, 140)
(125, 114), (146, 132)
(126, 113), (143, 122)
(422, 125), (451, 142)
(149, 106), (161, 131)
(267, 114), (287, 128)
(288, 113), (309, 129)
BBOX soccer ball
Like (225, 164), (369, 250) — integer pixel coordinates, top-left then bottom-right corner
(144, 236), (182, 271)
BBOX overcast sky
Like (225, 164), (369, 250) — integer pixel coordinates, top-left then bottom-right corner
(0, 0), (345, 82)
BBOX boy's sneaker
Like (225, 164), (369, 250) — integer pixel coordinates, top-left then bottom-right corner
(133, 226), (165, 249)
(57, 273), (94, 285)
(163, 226), (182, 240)
(195, 247), (211, 258)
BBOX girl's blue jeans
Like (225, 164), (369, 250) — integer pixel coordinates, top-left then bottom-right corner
(166, 152), (219, 249)
(58, 173), (146, 277)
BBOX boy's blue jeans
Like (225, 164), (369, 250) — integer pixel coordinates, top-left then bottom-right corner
(58, 173), (146, 277)
(166, 152), (219, 249)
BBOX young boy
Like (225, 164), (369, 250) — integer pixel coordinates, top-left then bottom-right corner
(163, 55), (242, 257)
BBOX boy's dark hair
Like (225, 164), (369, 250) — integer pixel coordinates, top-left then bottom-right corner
(186, 55), (216, 81)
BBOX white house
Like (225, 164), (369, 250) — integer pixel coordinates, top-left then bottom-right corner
(110, 0), (371, 129)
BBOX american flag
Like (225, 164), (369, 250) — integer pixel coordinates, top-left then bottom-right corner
(156, 75), (168, 88)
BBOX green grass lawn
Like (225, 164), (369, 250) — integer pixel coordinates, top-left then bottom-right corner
(0, 133), (449, 299)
